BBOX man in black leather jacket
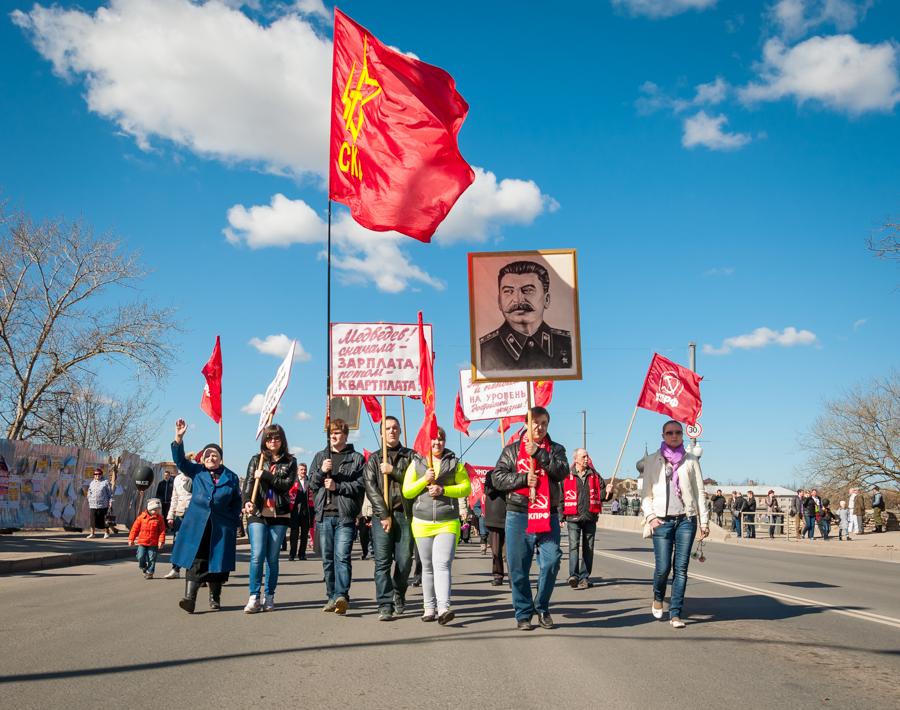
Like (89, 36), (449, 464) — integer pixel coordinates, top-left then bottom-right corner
(492, 405), (568, 631)
(363, 416), (416, 621)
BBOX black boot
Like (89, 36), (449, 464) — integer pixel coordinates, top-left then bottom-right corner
(209, 582), (222, 610)
(179, 580), (199, 613)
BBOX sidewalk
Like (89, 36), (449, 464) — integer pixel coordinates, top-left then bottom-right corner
(0, 529), (250, 575)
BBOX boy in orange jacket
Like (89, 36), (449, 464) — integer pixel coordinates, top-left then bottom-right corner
(130, 498), (167, 579)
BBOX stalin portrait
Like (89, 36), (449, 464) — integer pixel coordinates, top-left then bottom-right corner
(479, 260), (572, 372)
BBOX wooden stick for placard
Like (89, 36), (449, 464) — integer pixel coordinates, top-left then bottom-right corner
(400, 397), (408, 448)
(608, 404), (639, 491)
(527, 386), (535, 504)
(500, 418), (507, 450)
(251, 411), (275, 512)
(381, 397), (390, 530)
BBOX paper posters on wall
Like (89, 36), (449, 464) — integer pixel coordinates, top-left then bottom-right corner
(33, 456), (49, 480)
(7, 482), (20, 508)
(62, 504), (75, 523)
(51, 500), (63, 518)
(32, 502), (49, 512)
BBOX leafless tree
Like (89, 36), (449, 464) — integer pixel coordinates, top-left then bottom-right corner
(866, 213), (900, 287)
(0, 204), (183, 441)
(797, 370), (900, 493)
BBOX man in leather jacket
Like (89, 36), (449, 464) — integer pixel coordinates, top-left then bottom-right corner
(492, 405), (568, 631)
(363, 416), (416, 621)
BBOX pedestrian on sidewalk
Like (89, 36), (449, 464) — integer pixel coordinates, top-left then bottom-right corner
(802, 491), (817, 540)
(731, 491), (746, 538)
(850, 488), (864, 535)
(242, 424), (297, 614)
(483, 467), (507, 586)
(744, 491), (757, 539)
(872, 487), (886, 533)
(629, 493), (641, 517)
(562, 448), (613, 590)
(710, 490), (726, 528)
(403, 427), (471, 626)
(170, 418), (242, 614)
(164, 468), (192, 579)
(309, 418), (366, 616)
(640, 420), (710, 629)
(129, 498), (166, 579)
(765, 490), (780, 538)
(819, 500), (835, 541)
(790, 489), (804, 539)
(287, 463), (311, 560)
(492, 406), (568, 631)
(363, 415), (416, 622)
(610, 497), (619, 516)
(86, 467), (115, 539)
(155, 470), (174, 521)
(837, 501), (851, 540)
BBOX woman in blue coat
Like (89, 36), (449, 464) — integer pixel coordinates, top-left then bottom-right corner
(170, 418), (242, 613)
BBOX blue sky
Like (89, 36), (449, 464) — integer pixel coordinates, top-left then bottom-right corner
(2, 0), (899, 486)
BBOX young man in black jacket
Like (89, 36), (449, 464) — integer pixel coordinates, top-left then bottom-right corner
(562, 448), (613, 590)
(309, 419), (366, 615)
(492, 406), (568, 631)
(710, 490), (726, 528)
(363, 416), (416, 621)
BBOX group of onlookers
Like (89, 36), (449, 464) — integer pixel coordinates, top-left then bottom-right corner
(610, 493), (642, 516)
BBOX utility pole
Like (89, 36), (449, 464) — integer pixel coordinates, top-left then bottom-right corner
(581, 410), (586, 450)
(688, 342), (701, 458)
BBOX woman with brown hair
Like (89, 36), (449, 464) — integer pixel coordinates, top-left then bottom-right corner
(241, 423), (298, 613)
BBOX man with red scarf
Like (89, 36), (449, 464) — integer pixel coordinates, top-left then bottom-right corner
(563, 448), (613, 590)
(492, 405), (569, 631)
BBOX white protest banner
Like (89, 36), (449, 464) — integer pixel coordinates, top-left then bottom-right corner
(458, 369), (529, 421)
(256, 339), (296, 439)
(331, 323), (433, 397)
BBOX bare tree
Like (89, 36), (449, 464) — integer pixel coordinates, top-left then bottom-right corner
(0, 204), (183, 441)
(866, 213), (900, 286)
(797, 370), (900, 492)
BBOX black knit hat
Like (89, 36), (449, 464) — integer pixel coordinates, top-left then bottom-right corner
(202, 443), (223, 457)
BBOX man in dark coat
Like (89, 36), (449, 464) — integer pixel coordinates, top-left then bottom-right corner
(483, 467), (507, 586)
(154, 469), (174, 521)
(710, 489), (726, 528)
(561, 448), (612, 590)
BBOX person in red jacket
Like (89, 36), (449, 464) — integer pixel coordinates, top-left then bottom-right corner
(130, 498), (167, 579)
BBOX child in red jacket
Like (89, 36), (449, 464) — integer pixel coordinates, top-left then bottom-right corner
(130, 498), (167, 579)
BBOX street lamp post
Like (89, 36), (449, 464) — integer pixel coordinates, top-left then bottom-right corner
(55, 391), (72, 445)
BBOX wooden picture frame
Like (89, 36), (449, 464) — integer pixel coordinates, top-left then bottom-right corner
(323, 396), (362, 431)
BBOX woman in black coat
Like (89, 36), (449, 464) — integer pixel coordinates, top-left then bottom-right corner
(483, 469), (507, 586)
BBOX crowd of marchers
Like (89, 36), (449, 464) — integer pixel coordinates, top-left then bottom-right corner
(115, 412), (714, 630)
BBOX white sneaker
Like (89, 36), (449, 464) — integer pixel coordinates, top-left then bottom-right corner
(651, 602), (664, 620)
(86, 533), (95, 539)
(670, 618), (686, 628)
(244, 595), (261, 614)
(164, 569), (180, 580)
(263, 594), (275, 611)
(103, 532), (110, 539)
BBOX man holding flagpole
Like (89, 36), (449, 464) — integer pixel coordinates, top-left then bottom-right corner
(492, 405), (568, 630)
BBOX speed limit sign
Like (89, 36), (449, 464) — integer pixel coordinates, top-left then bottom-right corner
(686, 423), (702, 438)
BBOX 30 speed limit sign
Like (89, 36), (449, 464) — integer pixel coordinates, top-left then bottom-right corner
(685, 423), (702, 438)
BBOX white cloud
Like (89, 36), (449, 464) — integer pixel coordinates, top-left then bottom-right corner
(682, 111), (752, 150)
(240, 394), (285, 414)
(292, 0), (331, 23)
(468, 426), (501, 440)
(769, 0), (873, 42)
(740, 35), (900, 115)
(853, 318), (867, 330)
(703, 327), (818, 355)
(703, 267), (735, 275)
(637, 77), (731, 115)
(248, 334), (313, 362)
(610, 0), (719, 18)
(290, 445), (313, 456)
(293, 411), (314, 421)
(12, 0), (331, 178)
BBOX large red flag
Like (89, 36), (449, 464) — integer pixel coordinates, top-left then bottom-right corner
(329, 9), (475, 242)
(637, 353), (702, 425)
(533, 381), (554, 407)
(362, 395), (382, 424)
(453, 392), (470, 437)
(413, 312), (439, 457)
(200, 336), (223, 424)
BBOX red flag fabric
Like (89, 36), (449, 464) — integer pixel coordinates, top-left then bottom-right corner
(464, 464), (490, 509)
(533, 381), (553, 407)
(329, 9), (475, 242)
(362, 396), (382, 424)
(637, 353), (702, 425)
(506, 427), (524, 447)
(498, 415), (526, 434)
(453, 392), (470, 437)
(200, 336), (223, 424)
(413, 312), (439, 456)
(363, 448), (373, 462)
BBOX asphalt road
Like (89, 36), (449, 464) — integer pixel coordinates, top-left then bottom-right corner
(1, 529), (898, 709)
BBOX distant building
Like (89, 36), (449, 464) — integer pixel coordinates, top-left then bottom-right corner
(703, 477), (718, 486)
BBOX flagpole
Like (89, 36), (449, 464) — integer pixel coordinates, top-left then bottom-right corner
(500, 418), (506, 450)
(608, 404), (639, 491)
(326, 199), (332, 458)
(219, 419), (223, 452)
(400, 397), (408, 448)
(381, 396), (390, 533)
(526, 387), (535, 504)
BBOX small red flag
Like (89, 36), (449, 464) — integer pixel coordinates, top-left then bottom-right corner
(637, 353), (702, 425)
(453, 392), (470, 437)
(329, 9), (475, 242)
(533, 381), (554, 408)
(506, 427), (524, 447)
(362, 396), (383, 424)
(413, 312), (439, 457)
(498, 415), (526, 434)
(363, 448), (373, 462)
(200, 336), (223, 424)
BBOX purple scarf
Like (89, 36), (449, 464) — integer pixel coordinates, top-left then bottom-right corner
(660, 441), (685, 503)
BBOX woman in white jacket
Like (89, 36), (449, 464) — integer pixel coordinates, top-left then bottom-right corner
(639, 421), (709, 628)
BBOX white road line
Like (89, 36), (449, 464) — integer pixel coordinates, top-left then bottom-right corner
(594, 549), (900, 630)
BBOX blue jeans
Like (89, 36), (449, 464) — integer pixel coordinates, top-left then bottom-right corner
(803, 515), (816, 539)
(819, 520), (831, 539)
(474, 503), (487, 535)
(505, 511), (561, 621)
(651, 516), (697, 620)
(319, 515), (355, 602)
(248, 522), (288, 596)
(136, 545), (158, 574)
(567, 519), (596, 582)
(371, 510), (415, 612)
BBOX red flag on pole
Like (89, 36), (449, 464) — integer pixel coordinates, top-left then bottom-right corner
(413, 312), (439, 456)
(533, 381), (554, 407)
(498, 415), (526, 433)
(637, 353), (702, 425)
(362, 395), (383, 424)
(453, 392), (470, 437)
(329, 9), (475, 242)
(200, 336), (223, 424)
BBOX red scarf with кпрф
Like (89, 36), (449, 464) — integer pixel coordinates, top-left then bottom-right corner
(515, 435), (552, 533)
(563, 467), (602, 516)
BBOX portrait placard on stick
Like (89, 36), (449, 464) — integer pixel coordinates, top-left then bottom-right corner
(468, 250), (581, 382)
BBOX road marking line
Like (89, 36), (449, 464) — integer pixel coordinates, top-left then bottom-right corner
(594, 549), (900, 630)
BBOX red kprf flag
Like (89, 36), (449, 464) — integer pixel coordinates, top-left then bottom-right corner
(200, 336), (223, 424)
(329, 9), (475, 242)
(637, 353), (702, 425)
(362, 396), (383, 424)
(413, 311), (439, 457)
(533, 380), (553, 407)
(453, 392), (470, 436)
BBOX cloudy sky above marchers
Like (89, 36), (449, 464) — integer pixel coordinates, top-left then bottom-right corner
(2, 0), (898, 485)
